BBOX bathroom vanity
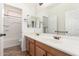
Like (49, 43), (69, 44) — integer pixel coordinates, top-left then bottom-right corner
(25, 34), (71, 56)
(24, 33), (79, 56)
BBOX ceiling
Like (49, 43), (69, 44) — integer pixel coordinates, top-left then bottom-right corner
(38, 3), (60, 8)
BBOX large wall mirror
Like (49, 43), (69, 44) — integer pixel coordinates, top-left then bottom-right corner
(65, 10), (79, 36)
(34, 3), (79, 36)
(34, 3), (58, 34)
(42, 15), (57, 34)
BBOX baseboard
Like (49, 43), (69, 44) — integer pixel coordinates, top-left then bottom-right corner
(4, 39), (20, 49)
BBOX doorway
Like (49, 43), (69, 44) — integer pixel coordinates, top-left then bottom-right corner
(0, 4), (4, 56)
(3, 4), (22, 56)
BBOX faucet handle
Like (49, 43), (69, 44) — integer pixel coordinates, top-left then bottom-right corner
(55, 31), (68, 33)
(53, 36), (61, 40)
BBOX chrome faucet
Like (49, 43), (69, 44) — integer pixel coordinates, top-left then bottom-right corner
(53, 36), (61, 40)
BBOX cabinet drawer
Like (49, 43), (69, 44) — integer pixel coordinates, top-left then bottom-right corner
(36, 41), (70, 56)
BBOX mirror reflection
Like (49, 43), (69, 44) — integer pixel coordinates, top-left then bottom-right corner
(35, 3), (79, 37)
(65, 10), (79, 36)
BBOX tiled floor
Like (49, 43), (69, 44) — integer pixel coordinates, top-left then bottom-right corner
(4, 45), (28, 56)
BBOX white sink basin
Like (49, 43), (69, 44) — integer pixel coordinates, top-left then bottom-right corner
(37, 36), (62, 44)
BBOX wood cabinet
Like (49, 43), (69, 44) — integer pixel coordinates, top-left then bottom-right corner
(47, 53), (54, 56)
(26, 37), (35, 56)
(25, 36), (70, 56)
(29, 41), (35, 56)
(26, 37), (30, 53)
(36, 46), (46, 56)
(36, 41), (70, 56)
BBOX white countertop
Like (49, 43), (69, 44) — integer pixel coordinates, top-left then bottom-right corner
(24, 33), (79, 56)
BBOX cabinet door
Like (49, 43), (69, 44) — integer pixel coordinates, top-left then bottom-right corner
(47, 53), (54, 56)
(26, 38), (30, 52)
(29, 42), (35, 56)
(36, 46), (46, 56)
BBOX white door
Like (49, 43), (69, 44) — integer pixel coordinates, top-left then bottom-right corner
(0, 4), (3, 56)
(4, 4), (22, 48)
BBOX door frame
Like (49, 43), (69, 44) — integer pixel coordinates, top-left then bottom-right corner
(0, 3), (4, 56)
